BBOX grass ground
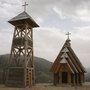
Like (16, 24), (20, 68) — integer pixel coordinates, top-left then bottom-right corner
(0, 83), (90, 90)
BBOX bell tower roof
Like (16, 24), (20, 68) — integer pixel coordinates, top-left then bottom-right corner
(8, 11), (39, 27)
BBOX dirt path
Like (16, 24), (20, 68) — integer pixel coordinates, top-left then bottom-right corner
(0, 84), (90, 90)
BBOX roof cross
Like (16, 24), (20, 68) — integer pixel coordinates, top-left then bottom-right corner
(66, 32), (71, 40)
(22, 2), (28, 12)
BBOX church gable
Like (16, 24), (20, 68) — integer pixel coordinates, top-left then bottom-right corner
(50, 36), (86, 85)
(50, 39), (86, 73)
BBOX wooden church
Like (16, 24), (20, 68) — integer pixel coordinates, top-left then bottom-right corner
(50, 33), (86, 86)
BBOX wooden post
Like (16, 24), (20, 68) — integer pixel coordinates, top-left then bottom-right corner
(59, 72), (62, 84)
(73, 74), (75, 85)
(54, 73), (56, 85)
(80, 73), (83, 83)
(76, 73), (79, 85)
(68, 73), (71, 85)
(82, 73), (84, 82)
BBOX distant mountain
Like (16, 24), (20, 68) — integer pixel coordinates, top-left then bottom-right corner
(34, 57), (53, 83)
(0, 54), (90, 84)
(0, 54), (53, 84)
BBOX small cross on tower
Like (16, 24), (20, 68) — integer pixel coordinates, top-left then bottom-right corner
(66, 32), (71, 40)
(22, 2), (28, 12)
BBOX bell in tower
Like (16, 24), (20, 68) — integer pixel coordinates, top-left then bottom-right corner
(6, 2), (39, 87)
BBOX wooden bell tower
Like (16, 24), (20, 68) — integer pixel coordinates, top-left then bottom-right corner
(6, 2), (39, 87)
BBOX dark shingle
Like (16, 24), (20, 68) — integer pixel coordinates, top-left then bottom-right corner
(8, 11), (39, 27)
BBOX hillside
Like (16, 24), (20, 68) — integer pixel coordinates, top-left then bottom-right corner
(0, 54), (90, 84)
(34, 57), (53, 83)
(0, 54), (53, 84)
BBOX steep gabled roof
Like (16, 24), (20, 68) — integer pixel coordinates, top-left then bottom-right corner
(50, 39), (86, 73)
(8, 11), (39, 27)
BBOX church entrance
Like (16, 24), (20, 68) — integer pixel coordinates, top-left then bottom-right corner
(62, 72), (68, 83)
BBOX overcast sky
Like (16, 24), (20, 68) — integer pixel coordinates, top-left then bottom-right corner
(0, 0), (90, 68)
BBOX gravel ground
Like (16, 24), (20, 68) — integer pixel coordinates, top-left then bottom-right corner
(0, 83), (90, 90)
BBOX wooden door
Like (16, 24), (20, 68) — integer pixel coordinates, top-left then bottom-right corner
(62, 72), (68, 83)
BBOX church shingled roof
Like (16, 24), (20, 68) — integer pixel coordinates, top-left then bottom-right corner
(50, 39), (86, 73)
